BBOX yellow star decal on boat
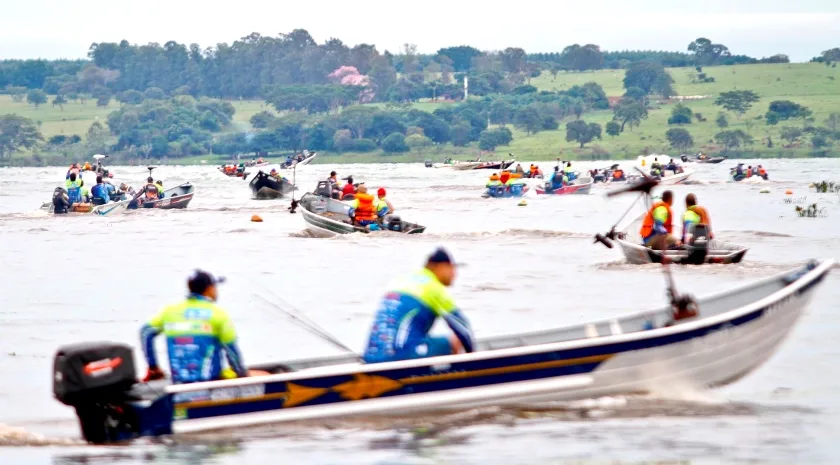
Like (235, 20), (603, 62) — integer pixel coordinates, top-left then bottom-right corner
(332, 373), (403, 401)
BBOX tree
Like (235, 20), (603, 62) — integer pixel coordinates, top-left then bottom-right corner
(52, 94), (68, 111)
(765, 100), (812, 124)
(715, 130), (753, 150)
(489, 100), (514, 126)
(96, 94), (111, 107)
(26, 89), (47, 108)
(0, 115), (43, 159)
(499, 47), (527, 73)
(623, 61), (673, 96)
(826, 113), (840, 132)
(613, 98), (648, 132)
(714, 90), (760, 119)
(144, 87), (167, 100)
(6, 86), (27, 102)
(381, 132), (409, 153)
(665, 128), (694, 152)
(605, 121), (621, 138)
(514, 107), (543, 135)
(667, 104), (693, 125)
(623, 86), (647, 103)
(687, 38), (731, 65)
(780, 126), (803, 145)
(250, 111), (276, 129)
(117, 90), (144, 105)
(405, 134), (432, 152)
(715, 112), (729, 128)
(820, 48), (840, 65)
(436, 46), (483, 72)
(565, 120), (602, 148)
(478, 127), (513, 151)
(560, 44), (605, 72)
(812, 134), (831, 149)
(450, 121), (472, 146)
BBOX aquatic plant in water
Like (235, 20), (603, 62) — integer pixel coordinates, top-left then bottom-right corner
(812, 181), (840, 193)
(795, 203), (828, 218)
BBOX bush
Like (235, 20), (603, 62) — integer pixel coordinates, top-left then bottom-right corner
(381, 133), (409, 153)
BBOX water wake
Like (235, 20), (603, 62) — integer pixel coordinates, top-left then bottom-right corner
(0, 423), (83, 447)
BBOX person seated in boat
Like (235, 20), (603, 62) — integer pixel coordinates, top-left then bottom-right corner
(327, 171), (342, 198)
(563, 162), (577, 181)
(514, 164), (525, 175)
(83, 161), (92, 171)
(348, 184), (384, 229)
(342, 176), (357, 199)
(757, 165), (768, 180)
(549, 166), (568, 190)
(377, 187), (395, 214)
(90, 176), (111, 206)
(140, 177), (159, 202)
(529, 164), (539, 177)
(746, 166), (753, 178)
(268, 168), (287, 182)
(65, 172), (84, 207)
(681, 193), (713, 243)
(141, 270), (249, 384)
(612, 167), (625, 181)
(641, 190), (679, 250)
(363, 247), (474, 364)
(664, 158), (680, 173)
(155, 180), (165, 199)
(257, 157), (265, 164)
(733, 163), (745, 179)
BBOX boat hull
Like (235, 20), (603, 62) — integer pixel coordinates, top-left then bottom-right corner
(54, 261), (832, 443)
(616, 239), (748, 265)
(299, 194), (426, 237)
(128, 183), (195, 210)
(40, 199), (131, 216)
(483, 184), (530, 198)
(249, 171), (295, 199)
(535, 177), (593, 195)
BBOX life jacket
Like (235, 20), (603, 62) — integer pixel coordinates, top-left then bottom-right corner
(529, 166), (537, 175)
(759, 168), (766, 176)
(354, 193), (377, 221)
(489, 174), (500, 182)
(640, 201), (673, 238)
(746, 169), (752, 177)
(83, 162), (92, 171)
(613, 170), (624, 179)
(144, 184), (159, 199)
(65, 179), (83, 204)
(687, 205), (713, 239)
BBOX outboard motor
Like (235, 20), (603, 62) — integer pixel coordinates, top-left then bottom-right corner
(314, 181), (331, 198)
(53, 342), (142, 443)
(424, 160), (433, 168)
(384, 215), (402, 231)
(684, 224), (710, 265)
(53, 187), (70, 214)
(593, 172), (605, 183)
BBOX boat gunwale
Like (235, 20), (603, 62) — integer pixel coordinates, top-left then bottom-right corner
(165, 259), (833, 394)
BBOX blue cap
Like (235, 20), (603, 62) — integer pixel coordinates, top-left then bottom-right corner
(427, 248), (462, 266)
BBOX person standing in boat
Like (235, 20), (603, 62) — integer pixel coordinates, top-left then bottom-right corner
(681, 194), (713, 243)
(641, 190), (678, 250)
(64, 172), (84, 207)
(548, 166), (567, 191)
(140, 270), (248, 384)
(363, 248), (474, 363)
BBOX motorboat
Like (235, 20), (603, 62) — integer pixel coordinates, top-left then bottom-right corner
(299, 193), (426, 237)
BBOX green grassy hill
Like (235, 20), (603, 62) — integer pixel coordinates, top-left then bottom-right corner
(1, 62), (837, 165)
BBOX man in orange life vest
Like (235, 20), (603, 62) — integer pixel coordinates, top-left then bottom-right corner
(681, 193), (713, 243)
(640, 190), (679, 250)
(348, 184), (385, 229)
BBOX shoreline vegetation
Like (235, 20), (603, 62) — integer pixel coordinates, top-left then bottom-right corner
(1, 32), (838, 167)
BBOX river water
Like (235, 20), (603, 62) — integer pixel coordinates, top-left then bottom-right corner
(0, 159), (838, 464)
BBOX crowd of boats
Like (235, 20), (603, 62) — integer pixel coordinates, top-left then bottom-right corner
(45, 150), (830, 445)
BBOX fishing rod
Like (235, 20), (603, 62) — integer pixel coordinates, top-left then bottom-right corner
(289, 161), (298, 214)
(251, 286), (356, 354)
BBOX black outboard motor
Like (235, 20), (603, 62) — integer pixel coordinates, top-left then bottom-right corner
(384, 215), (402, 232)
(53, 187), (70, 214)
(683, 224), (710, 265)
(314, 180), (331, 198)
(424, 160), (433, 168)
(53, 342), (140, 443)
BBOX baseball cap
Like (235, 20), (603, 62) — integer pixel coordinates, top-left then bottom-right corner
(377, 187), (386, 196)
(188, 270), (226, 294)
(426, 247), (464, 266)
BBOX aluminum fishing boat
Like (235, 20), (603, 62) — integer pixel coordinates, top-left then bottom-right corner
(52, 260), (833, 444)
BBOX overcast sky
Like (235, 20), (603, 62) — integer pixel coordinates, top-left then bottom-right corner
(1, 0), (837, 62)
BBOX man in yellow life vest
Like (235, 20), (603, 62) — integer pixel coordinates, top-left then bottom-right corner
(681, 193), (713, 243)
(348, 184), (385, 229)
(140, 270), (248, 384)
(640, 190), (678, 250)
(486, 173), (502, 188)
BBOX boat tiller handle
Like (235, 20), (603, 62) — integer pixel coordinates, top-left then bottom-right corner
(594, 233), (613, 248)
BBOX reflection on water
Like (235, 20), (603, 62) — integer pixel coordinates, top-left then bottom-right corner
(0, 159), (839, 464)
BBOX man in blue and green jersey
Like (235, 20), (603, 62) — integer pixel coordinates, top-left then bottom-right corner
(140, 270), (247, 384)
(363, 248), (474, 364)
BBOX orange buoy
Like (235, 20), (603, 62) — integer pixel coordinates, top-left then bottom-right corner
(785, 189), (793, 195)
(251, 214), (263, 222)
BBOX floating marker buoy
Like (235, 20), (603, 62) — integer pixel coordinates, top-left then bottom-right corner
(760, 189), (770, 194)
(251, 214), (263, 222)
(785, 189), (793, 195)
(518, 199), (528, 206)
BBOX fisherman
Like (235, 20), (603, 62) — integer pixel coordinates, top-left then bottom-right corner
(486, 173), (502, 188)
(640, 190), (678, 250)
(650, 158), (663, 177)
(140, 270), (248, 384)
(141, 177), (159, 201)
(549, 166), (567, 190)
(377, 187), (395, 214)
(612, 166), (625, 181)
(758, 165), (768, 180)
(529, 164), (539, 177)
(90, 175), (111, 205)
(342, 176), (357, 199)
(563, 161), (576, 181)
(664, 158), (679, 173)
(65, 172), (84, 206)
(327, 171), (342, 198)
(514, 163), (525, 175)
(746, 166), (753, 178)
(363, 247), (474, 363)
(66, 163), (80, 179)
(734, 163), (745, 179)
(681, 193), (713, 243)
(83, 161), (92, 171)
(348, 184), (384, 229)
(155, 180), (164, 199)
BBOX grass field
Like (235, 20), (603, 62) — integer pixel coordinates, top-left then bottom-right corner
(1, 62), (838, 165)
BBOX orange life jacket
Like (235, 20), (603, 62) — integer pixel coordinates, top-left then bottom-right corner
(759, 168), (766, 176)
(613, 170), (623, 179)
(354, 193), (377, 221)
(144, 184), (158, 199)
(746, 169), (752, 177)
(688, 205), (713, 239)
(640, 201), (673, 238)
